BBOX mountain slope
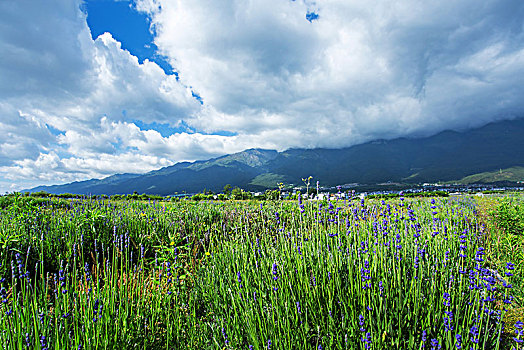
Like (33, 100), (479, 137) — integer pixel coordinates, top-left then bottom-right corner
(452, 167), (524, 184)
(27, 118), (524, 195)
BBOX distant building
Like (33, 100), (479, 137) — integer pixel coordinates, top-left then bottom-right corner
(316, 193), (328, 200)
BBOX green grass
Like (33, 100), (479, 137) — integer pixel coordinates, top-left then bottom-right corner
(249, 173), (287, 187)
(479, 195), (524, 297)
(0, 194), (521, 349)
(452, 167), (524, 184)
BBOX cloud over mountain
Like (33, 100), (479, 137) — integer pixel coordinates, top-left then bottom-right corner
(1, 0), (524, 192)
(141, 0), (524, 145)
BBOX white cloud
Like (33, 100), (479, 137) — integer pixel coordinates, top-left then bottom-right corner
(0, 115), (277, 192)
(1, 0), (524, 192)
(0, 0), (203, 192)
(140, 0), (524, 141)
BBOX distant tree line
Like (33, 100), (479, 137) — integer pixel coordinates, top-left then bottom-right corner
(366, 191), (449, 199)
(5, 188), (453, 203)
(8, 186), (283, 202)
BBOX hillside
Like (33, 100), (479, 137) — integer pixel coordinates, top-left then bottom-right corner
(453, 166), (524, 184)
(27, 118), (524, 195)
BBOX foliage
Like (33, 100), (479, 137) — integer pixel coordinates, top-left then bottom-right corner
(231, 187), (252, 200)
(492, 198), (524, 236)
(480, 196), (524, 303)
(191, 193), (214, 201)
(366, 191), (449, 200)
(456, 167), (524, 184)
(0, 194), (521, 349)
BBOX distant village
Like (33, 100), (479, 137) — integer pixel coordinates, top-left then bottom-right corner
(251, 182), (524, 201)
(16, 182), (524, 202)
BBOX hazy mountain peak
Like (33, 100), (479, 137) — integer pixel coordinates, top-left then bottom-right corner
(26, 118), (524, 195)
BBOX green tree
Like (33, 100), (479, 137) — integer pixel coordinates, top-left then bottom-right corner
(265, 189), (279, 200)
(231, 187), (243, 200)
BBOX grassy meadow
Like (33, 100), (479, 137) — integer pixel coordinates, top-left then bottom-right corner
(0, 192), (523, 349)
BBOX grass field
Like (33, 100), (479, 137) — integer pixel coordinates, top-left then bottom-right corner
(0, 193), (522, 349)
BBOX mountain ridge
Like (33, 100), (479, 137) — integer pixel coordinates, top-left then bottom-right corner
(27, 118), (524, 195)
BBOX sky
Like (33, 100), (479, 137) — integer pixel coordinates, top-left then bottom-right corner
(1, 0), (523, 193)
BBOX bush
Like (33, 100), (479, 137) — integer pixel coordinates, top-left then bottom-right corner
(493, 199), (524, 236)
(192, 193), (213, 201)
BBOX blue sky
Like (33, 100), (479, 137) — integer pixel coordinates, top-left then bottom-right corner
(0, 0), (523, 193)
(83, 0), (173, 74)
(84, 0), (221, 132)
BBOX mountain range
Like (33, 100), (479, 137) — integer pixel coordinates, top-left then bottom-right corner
(27, 118), (524, 195)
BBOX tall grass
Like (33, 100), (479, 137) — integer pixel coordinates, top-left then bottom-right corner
(478, 194), (524, 333)
(0, 194), (520, 348)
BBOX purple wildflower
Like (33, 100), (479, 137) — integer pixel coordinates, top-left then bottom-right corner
(455, 334), (462, 349)
(443, 311), (454, 332)
(469, 325), (479, 344)
(514, 321), (524, 343)
(442, 292), (451, 307)
(221, 327), (229, 345)
(272, 263), (278, 281)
